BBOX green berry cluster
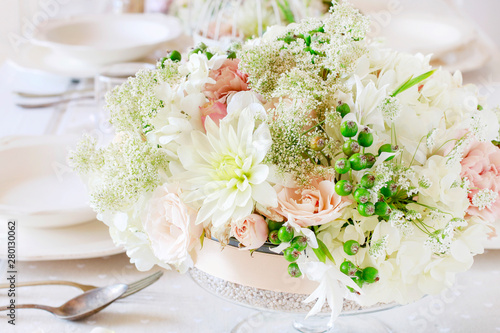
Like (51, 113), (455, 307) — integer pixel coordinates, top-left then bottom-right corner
(189, 42), (216, 60)
(159, 50), (182, 68)
(267, 219), (310, 278)
(333, 106), (400, 218)
(333, 105), (376, 176)
(335, 171), (395, 218)
(339, 240), (380, 292)
(340, 259), (379, 291)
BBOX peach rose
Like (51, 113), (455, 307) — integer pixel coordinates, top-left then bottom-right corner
(203, 59), (249, 103)
(143, 185), (202, 271)
(231, 214), (269, 249)
(461, 141), (500, 222)
(200, 100), (228, 128)
(273, 180), (351, 227)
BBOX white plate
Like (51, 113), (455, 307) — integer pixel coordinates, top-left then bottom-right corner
(430, 40), (491, 73)
(372, 14), (475, 58)
(0, 135), (96, 228)
(31, 14), (182, 66)
(0, 219), (123, 261)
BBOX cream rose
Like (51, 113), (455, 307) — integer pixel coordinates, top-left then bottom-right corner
(143, 185), (202, 272)
(273, 180), (351, 227)
(231, 214), (269, 249)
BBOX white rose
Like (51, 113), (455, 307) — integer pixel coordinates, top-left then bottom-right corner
(143, 185), (202, 272)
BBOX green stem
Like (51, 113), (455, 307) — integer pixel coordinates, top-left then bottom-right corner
(301, 120), (326, 135)
(409, 135), (426, 167)
(411, 202), (453, 217)
(320, 151), (331, 166)
(412, 220), (431, 235)
(304, 150), (317, 165)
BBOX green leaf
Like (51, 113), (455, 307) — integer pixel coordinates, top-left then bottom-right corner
(312, 247), (326, 263)
(390, 69), (436, 97)
(277, 0), (295, 24)
(317, 238), (335, 264)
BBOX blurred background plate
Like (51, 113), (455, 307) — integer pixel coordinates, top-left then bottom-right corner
(0, 135), (96, 228)
(373, 14), (475, 57)
(31, 13), (181, 66)
(430, 39), (491, 73)
(0, 219), (123, 261)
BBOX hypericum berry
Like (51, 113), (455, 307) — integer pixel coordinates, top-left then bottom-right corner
(336, 103), (351, 118)
(267, 219), (284, 231)
(353, 188), (370, 204)
(310, 135), (326, 151)
(380, 180), (398, 198)
(378, 144), (398, 161)
(360, 173), (375, 189)
(348, 153), (367, 171)
(169, 50), (182, 62)
(335, 180), (353, 196)
(288, 263), (302, 278)
(343, 240), (360, 255)
(374, 201), (391, 217)
(290, 236), (308, 252)
(353, 277), (365, 289)
(189, 47), (202, 56)
(340, 121), (358, 137)
(362, 267), (379, 283)
(269, 230), (281, 244)
(342, 139), (360, 157)
(364, 153), (376, 169)
(334, 158), (351, 174)
(284, 247), (301, 262)
(358, 127), (373, 147)
(340, 261), (358, 277)
(278, 225), (294, 243)
(357, 202), (375, 217)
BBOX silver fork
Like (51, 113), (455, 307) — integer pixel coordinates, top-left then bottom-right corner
(0, 271), (163, 299)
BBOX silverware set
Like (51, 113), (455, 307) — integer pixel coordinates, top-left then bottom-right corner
(13, 88), (94, 109)
(0, 271), (163, 320)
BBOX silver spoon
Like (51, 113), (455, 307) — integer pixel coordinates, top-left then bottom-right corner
(0, 283), (127, 321)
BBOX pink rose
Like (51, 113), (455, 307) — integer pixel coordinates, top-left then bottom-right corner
(203, 59), (249, 103)
(231, 214), (269, 249)
(143, 185), (202, 271)
(460, 141), (500, 221)
(199, 100), (228, 128)
(273, 180), (351, 227)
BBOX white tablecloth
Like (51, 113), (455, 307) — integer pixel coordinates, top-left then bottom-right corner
(0, 251), (499, 333)
(2, 3), (500, 332)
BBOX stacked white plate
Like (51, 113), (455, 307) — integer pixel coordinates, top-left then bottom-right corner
(0, 136), (123, 260)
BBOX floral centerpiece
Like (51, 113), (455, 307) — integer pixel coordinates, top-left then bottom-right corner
(70, 2), (500, 321)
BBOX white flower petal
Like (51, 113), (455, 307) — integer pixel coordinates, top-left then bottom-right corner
(251, 181), (278, 208)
